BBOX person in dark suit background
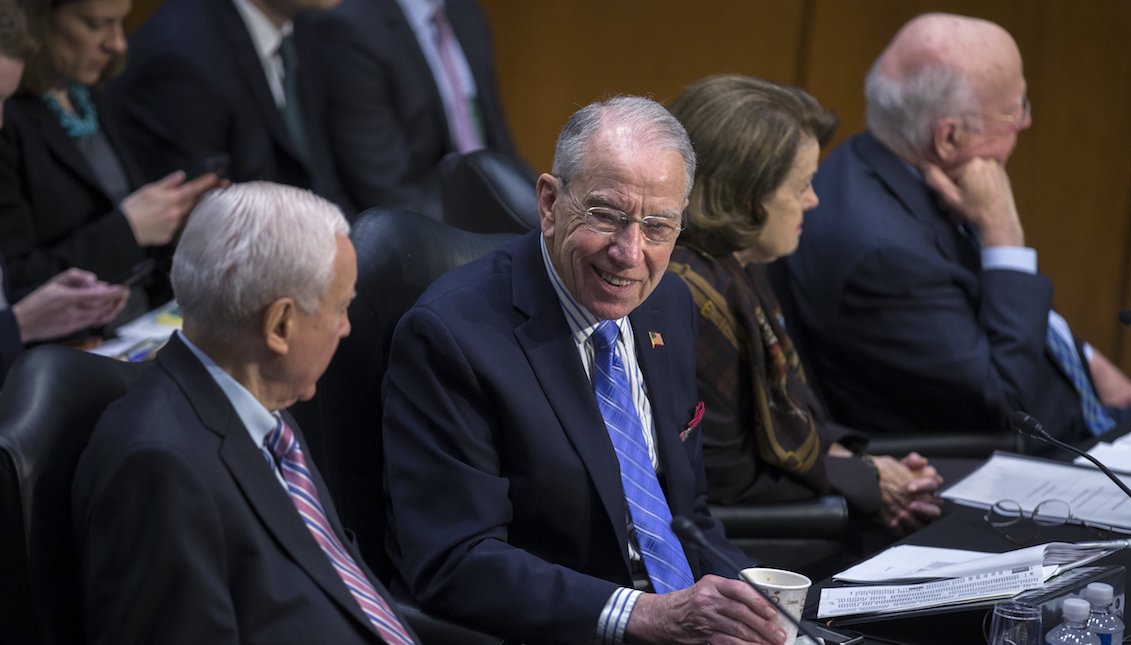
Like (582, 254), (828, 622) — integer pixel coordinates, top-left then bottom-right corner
(73, 181), (419, 644)
(666, 74), (942, 538)
(309, 0), (524, 217)
(0, 0), (127, 384)
(383, 96), (786, 644)
(782, 13), (1131, 444)
(104, 0), (351, 214)
(0, 0), (218, 316)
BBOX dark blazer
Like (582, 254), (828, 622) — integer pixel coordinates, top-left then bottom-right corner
(382, 232), (749, 644)
(308, 0), (520, 217)
(105, 0), (349, 211)
(782, 131), (1086, 442)
(73, 334), (412, 644)
(0, 94), (146, 297)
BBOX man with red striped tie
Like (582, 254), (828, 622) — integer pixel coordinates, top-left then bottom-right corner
(73, 182), (417, 644)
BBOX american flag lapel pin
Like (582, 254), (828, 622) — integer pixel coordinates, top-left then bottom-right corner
(648, 331), (664, 348)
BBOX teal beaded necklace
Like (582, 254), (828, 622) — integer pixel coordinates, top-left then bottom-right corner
(42, 83), (99, 138)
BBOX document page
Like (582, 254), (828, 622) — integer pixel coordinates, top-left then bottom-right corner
(941, 452), (1131, 533)
(818, 565), (1045, 618)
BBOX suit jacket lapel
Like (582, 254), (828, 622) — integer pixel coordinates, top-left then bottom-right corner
(857, 132), (980, 270)
(510, 236), (632, 557)
(628, 300), (695, 519)
(213, 0), (303, 168)
(157, 336), (377, 634)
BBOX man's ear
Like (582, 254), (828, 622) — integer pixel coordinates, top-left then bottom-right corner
(536, 173), (559, 237)
(932, 117), (964, 165)
(262, 297), (296, 356)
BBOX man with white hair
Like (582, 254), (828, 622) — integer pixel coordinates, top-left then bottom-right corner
(73, 182), (418, 644)
(783, 13), (1131, 443)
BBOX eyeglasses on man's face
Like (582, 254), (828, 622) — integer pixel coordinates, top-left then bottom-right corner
(979, 95), (1032, 130)
(560, 185), (684, 245)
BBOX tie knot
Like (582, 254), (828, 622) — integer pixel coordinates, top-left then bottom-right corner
(265, 415), (297, 460)
(593, 320), (621, 353)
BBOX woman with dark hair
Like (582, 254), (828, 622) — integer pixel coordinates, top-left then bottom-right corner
(668, 74), (942, 536)
(0, 0), (219, 319)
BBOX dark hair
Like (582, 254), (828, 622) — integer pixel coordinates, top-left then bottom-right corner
(17, 0), (125, 95)
(0, 0), (35, 61)
(669, 74), (837, 256)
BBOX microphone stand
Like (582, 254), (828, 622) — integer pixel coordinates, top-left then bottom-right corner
(1009, 411), (1131, 500)
(671, 516), (822, 643)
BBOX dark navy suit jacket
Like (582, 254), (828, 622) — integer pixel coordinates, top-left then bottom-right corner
(308, 0), (520, 217)
(382, 232), (748, 644)
(105, 0), (349, 212)
(73, 334), (412, 644)
(782, 131), (1086, 442)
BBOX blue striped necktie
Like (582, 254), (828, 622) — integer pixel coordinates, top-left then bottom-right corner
(1046, 327), (1115, 435)
(265, 417), (415, 644)
(591, 320), (694, 594)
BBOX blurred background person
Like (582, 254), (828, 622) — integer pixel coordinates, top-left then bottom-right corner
(309, 0), (527, 217)
(781, 13), (1131, 445)
(106, 0), (350, 214)
(0, 0), (127, 384)
(667, 74), (942, 541)
(0, 0), (219, 326)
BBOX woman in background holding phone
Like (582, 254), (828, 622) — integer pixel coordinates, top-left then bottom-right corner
(0, 0), (220, 323)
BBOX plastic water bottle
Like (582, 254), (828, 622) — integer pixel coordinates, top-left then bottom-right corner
(1046, 597), (1100, 645)
(1085, 583), (1125, 645)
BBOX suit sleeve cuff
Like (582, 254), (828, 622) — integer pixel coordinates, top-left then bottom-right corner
(594, 587), (642, 644)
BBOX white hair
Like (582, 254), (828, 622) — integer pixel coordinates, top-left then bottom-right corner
(171, 181), (349, 342)
(864, 60), (981, 162)
(551, 95), (696, 199)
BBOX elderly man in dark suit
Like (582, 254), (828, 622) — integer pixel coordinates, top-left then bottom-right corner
(308, 0), (524, 217)
(73, 182), (417, 644)
(383, 96), (786, 645)
(105, 0), (351, 213)
(782, 13), (1131, 444)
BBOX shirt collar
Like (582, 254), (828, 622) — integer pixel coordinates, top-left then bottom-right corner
(231, 0), (293, 61)
(396, 0), (443, 31)
(177, 330), (278, 448)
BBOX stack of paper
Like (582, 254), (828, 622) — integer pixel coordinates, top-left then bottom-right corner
(817, 540), (1121, 618)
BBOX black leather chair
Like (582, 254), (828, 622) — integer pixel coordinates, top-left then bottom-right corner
(0, 345), (145, 644)
(291, 208), (512, 644)
(438, 150), (539, 234)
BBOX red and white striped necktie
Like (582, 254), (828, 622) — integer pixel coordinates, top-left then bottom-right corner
(265, 417), (415, 644)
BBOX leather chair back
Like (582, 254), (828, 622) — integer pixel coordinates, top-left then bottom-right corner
(0, 345), (145, 644)
(291, 208), (518, 583)
(439, 150), (539, 234)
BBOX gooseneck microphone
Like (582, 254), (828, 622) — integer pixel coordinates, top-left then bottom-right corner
(1009, 411), (1131, 500)
(671, 516), (821, 643)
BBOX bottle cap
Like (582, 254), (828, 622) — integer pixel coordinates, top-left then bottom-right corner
(1064, 597), (1092, 621)
(1086, 582), (1114, 606)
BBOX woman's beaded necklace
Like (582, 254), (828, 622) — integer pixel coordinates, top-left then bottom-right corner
(42, 83), (99, 138)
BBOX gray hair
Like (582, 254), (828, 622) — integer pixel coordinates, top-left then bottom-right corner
(864, 60), (980, 161)
(551, 95), (696, 199)
(171, 181), (349, 343)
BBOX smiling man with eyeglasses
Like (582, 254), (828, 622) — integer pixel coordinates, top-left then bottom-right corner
(383, 95), (787, 645)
